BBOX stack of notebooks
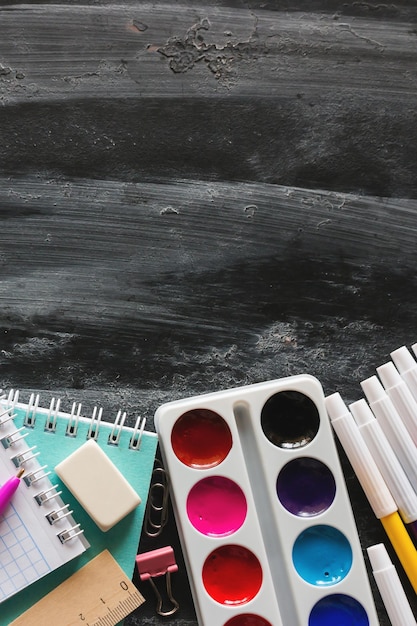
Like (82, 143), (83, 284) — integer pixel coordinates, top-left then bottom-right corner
(0, 390), (158, 625)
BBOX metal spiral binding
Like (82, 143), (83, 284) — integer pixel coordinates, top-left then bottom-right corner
(0, 390), (19, 427)
(66, 402), (82, 437)
(44, 397), (61, 432)
(10, 445), (40, 467)
(34, 485), (63, 505)
(0, 426), (29, 449)
(3, 389), (147, 452)
(87, 406), (102, 440)
(24, 393), (40, 427)
(58, 524), (84, 544)
(46, 504), (74, 525)
(0, 406), (17, 428)
(108, 410), (126, 445)
(23, 464), (51, 486)
(7, 388), (19, 410)
(0, 388), (90, 546)
(129, 415), (146, 450)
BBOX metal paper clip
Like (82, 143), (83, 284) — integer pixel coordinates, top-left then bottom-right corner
(144, 461), (169, 537)
(136, 546), (179, 617)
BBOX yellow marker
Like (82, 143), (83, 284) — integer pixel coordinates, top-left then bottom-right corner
(381, 512), (417, 593)
(326, 393), (417, 594)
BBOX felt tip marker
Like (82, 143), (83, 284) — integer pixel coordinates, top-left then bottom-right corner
(367, 543), (417, 626)
(391, 345), (417, 403)
(350, 399), (417, 543)
(0, 468), (24, 516)
(377, 361), (417, 446)
(361, 376), (417, 494)
(325, 392), (417, 594)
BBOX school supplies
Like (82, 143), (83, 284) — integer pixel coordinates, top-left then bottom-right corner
(325, 392), (417, 594)
(0, 390), (158, 626)
(56, 439), (141, 532)
(391, 345), (417, 400)
(0, 398), (88, 606)
(377, 362), (417, 445)
(349, 398), (417, 543)
(361, 376), (417, 492)
(10, 550), (145, 626)
(136, 545), (179, 616)
(155, 375), (379, 625)
(368, 544), (417, 626)
(144, 460), (170, 538)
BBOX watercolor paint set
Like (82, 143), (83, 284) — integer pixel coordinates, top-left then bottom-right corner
(155, 374), (379, 626)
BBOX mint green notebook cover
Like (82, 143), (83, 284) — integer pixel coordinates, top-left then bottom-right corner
(2, 400), (158, 625)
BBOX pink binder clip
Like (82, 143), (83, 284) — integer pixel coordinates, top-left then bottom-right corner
(136, 546), (179, 616)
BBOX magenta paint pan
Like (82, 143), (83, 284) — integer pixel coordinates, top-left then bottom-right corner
(155, 375), (379, 625)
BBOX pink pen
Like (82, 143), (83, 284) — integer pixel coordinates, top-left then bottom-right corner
(0, 468), (24, 516)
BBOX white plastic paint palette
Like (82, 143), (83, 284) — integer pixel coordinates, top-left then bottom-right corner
(155, 375), (379, 626)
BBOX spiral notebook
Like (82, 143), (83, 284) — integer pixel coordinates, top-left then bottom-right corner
(0, 396), (88, 604)
(0, 390), (158, 626)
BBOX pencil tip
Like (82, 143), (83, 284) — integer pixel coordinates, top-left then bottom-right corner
(16, 468), (25, 479)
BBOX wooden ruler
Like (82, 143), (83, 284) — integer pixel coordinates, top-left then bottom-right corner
(10, 550), (145, 626)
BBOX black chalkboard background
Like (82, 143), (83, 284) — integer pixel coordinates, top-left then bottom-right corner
(1, 1), (417, 624)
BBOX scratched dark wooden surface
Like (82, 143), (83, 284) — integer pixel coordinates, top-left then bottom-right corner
(1, 1), (417, 624)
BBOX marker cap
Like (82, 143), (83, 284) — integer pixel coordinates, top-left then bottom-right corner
(367, 543), (417, 626)
(360, 376), (385, 405)
(367, 543), (391, 572)
(390, 347), (416, 375)
(377, 362), (402, 389)
(391, 346), (417, 403)
(350, 399), (417, 524)
(361, 371), (417, 496)
(377, 362), (417, 445)
(349, 399), (373, 428)
(325, 393), (396, 519)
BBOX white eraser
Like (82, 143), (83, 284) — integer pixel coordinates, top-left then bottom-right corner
(55, 439), (141, 531)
